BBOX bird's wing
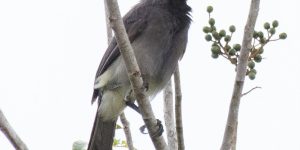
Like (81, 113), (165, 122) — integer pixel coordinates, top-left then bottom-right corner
(92, 6), (149, 103)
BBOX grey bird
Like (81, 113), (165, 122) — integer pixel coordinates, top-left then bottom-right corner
(88, 0), (191, 149)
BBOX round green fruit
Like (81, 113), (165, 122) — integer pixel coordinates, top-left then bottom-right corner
(209, 18), (215, 26)
(258, 47), (264, 54)
(257, 31), (264, 38)
(212, 42), (218, 46)
(207, 6), (213, 13)
(229, 25), (236, 32)
(254, 54), (262, 62)
(272, 20), (279, 28)
(211, 53), (219, 59)
(211, 26), (216, 31)
(279, 33), (287, 39)
(224, 35), (231, 42)
(219, 29), (226, 37)
(205, 34), (212, 41)
(225, 45), (231, 51)
(203, 26), (211, 33)
(228, 49), (236, 56)
(248, 61), (255, 69)
(212, 31), (220, 40)
(250, 69), (257, 74)
(211, 46), (221, 54)
(264, 22), (270, 30)
(233, 44), (241, 51)
(260, 37), (267, 44)
(253, 31), (259, 39)
(248, 72), (256, 80)
(269, 28), (276, 35)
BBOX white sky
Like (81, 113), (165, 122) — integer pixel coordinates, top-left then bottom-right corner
(0, 0), (299, 150)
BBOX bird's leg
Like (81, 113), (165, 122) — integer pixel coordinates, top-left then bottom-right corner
(125, 100), (141, 114)
(125, 90), (164, 137)
(141, 74), (149, 92)
(124, 73), (149, 113)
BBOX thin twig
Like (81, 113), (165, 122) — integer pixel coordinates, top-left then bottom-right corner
(104, 0), (113, 44)
(242, 86), (262, 97)
(105, 0), (168, 149)
(120, 113), (135, 150)
(0, 109), (28, 150)
(174, 64), (185, 150)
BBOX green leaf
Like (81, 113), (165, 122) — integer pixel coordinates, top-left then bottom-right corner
(72, 140), (87, 150)
(115, 124), (122, 129)
(113, 139), (120, 146)
(121, 140), (128, 147)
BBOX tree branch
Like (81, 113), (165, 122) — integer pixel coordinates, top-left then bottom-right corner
(220, 0), (260, 150)
(174, 64), (185, 150)
(119, 113), (135, 150)
(104, 0), (113, 44)
(103, 2), (135, 149)
(104, 0), (168, 149)
(163, 81), (178, 150)
(0, 109), (28, 150)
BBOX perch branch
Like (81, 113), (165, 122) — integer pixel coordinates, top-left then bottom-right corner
(104, 0), (168, 149)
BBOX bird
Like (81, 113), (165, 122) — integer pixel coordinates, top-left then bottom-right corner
(88, 0), (191, 149)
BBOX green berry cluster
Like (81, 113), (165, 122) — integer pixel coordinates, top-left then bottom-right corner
(248, 20), (287, 79)
(203, 6), (287, 80)
(203, 6), (240, 68)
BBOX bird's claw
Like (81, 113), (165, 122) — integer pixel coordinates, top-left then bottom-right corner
(139, 119), (164, 138)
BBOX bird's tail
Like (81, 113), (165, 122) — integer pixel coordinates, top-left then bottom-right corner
(87, 113), (117, 150)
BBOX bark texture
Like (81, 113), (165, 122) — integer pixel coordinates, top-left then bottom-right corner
(0, 109), (28, 150)
(105, 0), (168, 149)
(163, 81), (178, 150)
(220, 0), (260, 149)
(120, 113), (134, 150)
(103, 1), (135, 149)
(174, 65), (185, 150)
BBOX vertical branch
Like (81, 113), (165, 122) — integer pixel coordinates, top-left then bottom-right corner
(119, 113), (134, 150)
(163, 81), (178, 150)
(104, 0), (168, 149)
(174, 64), (185, 150)
(103, 1), (134, 149)
(104, 0), (113, 44)
(0, 109), (28, 150)
(220, 0), (260, 150)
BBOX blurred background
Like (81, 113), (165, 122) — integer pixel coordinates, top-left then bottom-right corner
(0, 0), (299, 149)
